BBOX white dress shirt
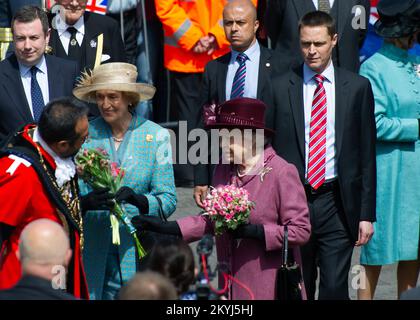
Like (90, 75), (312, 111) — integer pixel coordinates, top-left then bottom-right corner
(19, 55), (50, 119)
(312, 0), (335, 10)
(303, 61), (336, 180)
(56, 15), (85, 54)
(226, 40), (260, 101)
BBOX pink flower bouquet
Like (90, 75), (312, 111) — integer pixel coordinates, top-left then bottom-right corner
(202, 185), (255, 236)
(76, 148), (146, 259)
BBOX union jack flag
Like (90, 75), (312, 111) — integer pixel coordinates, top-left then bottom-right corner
(369, 0), (379, 25)
(85, 0), (108, 15)
(359, 0), (382, 62)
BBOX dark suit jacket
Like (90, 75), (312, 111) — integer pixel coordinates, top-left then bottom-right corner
(0, 54), (78, 142)
(271, 64), (376, 241)
(0, 275), (76, 300)
(265, 0), (370, 73)
(400, 287), (420, 300)
(49, 11), (126, 72)
(193, 45), (283, 186)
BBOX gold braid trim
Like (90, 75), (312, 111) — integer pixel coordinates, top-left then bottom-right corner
(30, 131), (84, 250)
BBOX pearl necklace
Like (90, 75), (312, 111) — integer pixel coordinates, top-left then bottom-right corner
(112, 136), (124, 143)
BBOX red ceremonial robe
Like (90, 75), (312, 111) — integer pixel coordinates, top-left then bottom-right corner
(0, 126), (89, 299)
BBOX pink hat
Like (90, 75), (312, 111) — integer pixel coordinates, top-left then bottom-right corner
(203, 97), (274, 135)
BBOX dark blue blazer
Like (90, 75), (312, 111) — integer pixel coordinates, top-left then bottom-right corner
(0, 275), (77, 300)
(0, 53), (78, 142)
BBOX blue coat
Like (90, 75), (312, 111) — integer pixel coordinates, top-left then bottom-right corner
(79, 113), (177, 299)
(359, 43), (420, 265)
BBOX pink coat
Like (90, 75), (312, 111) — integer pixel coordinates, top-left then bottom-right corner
(177, 146), (311, 300)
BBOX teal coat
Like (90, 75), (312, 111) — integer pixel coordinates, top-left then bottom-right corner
(79, 113), (177, 299)
(360, 43), (420, 265)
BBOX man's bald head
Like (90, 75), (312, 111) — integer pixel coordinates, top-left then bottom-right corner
(223, 0), (259, 52)
(224, 0), (257, 21)
(119, 271), (178, 300)
(19, 219), (71, 270)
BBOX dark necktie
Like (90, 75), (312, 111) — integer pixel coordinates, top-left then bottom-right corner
(67, 27), (81, 61)
(30, 66), (45, 122)
(318, 0), (331, 13)
(307, 74), (327, 190)
(230, 52), (248, 99)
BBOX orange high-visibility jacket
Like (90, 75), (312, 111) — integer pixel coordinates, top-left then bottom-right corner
(155, 0), (258, 73)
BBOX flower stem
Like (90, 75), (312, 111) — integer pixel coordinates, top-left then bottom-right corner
(112, 202), (147, 260)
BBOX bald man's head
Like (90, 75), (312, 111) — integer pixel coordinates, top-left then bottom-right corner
(119, 271), (178, 300)
(18, 219), (71, 271)
(223, 0), (259, 52)
(224, 0), (257, 20)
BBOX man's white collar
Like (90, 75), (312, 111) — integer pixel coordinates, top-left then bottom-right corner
(56, 14), (85, 37)
(33, 127), (76, 188)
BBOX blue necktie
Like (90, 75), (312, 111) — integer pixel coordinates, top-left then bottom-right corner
(30, 66), (45, 122)
(230, 52), (248, 99)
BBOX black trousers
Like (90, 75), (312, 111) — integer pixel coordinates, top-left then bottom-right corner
(300, 186), (354, 300)
(169, 71), (203, 185)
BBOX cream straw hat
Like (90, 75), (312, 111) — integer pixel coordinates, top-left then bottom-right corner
(73, 62), (156, 103)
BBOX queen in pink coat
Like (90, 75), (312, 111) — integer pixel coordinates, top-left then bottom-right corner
(132, 98), (311, 300)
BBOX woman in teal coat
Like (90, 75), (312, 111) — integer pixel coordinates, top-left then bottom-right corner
(73, 63), (177, 299)
(358, 0), (420, 299)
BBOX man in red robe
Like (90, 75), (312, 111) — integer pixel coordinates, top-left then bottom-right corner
(0, 97), (90, 299)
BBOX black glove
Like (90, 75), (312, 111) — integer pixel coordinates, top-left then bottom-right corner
(131, 215), (181, 236)
(115, 186), (149, 214)
(80, 187), (114, 212)
(230, 224), (265, 242)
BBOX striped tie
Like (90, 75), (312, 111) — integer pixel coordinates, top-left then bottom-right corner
(307, 74), (327, 190)
(318, 0), (331, 13)
(230, 52), (248, 99)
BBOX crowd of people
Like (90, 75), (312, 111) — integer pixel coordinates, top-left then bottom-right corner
(0, 0), (419, 301)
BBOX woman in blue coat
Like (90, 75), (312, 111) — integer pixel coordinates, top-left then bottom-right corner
(358, 0), (420, 299)
(73, 62), (177, 299)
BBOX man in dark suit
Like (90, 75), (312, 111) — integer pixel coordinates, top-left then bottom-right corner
(266, 0), (370, 73)
(48, 0), (126, 74)
(0, 219), (76, 300)
(271, 11), (376, 299)
(193, 0), (283, 206)
(0, 5), (78, 142)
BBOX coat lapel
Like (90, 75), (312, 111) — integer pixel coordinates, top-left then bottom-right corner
(49, 28), (67, 57)
(2, 55), (33, 122)
(83, 12), (100, 70)
(289, 67), (305, 162)
(256, 47), (272, 99)
(217, 53), (230, 102)
(334, 67), (349, 160)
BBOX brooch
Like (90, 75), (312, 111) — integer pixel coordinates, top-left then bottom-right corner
(414, 63), (420, 79)
(258, 166), (272, 182)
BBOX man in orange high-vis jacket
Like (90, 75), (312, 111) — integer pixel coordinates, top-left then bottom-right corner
(155, 0), (257, 187)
